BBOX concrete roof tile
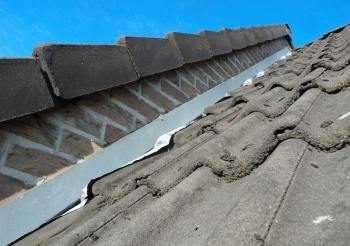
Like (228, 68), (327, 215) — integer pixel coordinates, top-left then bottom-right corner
(238, 26), (258, 46)
(0, 58), (54, 122)
(15, 23), (350, 246)
(165, 32), (212, 64)
(0, 23), (297, 245)
(220, 27), (247, 50)
(117, 36), (183, 78)
(198, 30), (232, 56)
(33, 44), (138, 99)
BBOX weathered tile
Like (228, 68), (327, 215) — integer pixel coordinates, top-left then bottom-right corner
(0, 58), (54, 122)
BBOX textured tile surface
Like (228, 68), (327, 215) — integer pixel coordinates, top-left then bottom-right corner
(198, 30), (232, 56)
(117, 36), (183, 77)
(33, 44), (138, 99)
(15, 25), (350, 245)
(166, 32), (212, 64)
(0, 58), (54, 122)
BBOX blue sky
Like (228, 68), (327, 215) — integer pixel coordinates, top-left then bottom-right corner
(0, 0), (349, 56)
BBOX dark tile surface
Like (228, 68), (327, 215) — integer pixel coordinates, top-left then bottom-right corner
(269, 25), (280, 39)
(166, 32), (212, 64)
(198, 30), (232, 56)
(117, 36), (183, 78)
(276, 24), (288, 37)
(0, 58), (54, 122)
(252, 26), (267, 43)
(265, 146), (350, 245)
(262, 25), (274, 40)
(15, 24), (350, 246)
(239, 27), (258, 46)
(220, 28), (247, 50)
(33, 44), (138, 99)
(0, 25), (289, 123)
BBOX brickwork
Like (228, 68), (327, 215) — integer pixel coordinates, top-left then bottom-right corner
(0, 38), (289, 203)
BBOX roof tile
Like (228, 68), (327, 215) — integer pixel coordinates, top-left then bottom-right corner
(117, 36), (183, 78)
(198, 30), (232, 56)
(261, 25), (274, 40)
(239, 27), (258, 46)
(252, 26), (267, 43)
(220, 28), (247, 50)
(0, 58), (54, 122)
(166, 32), (212, 64)
(33, 44), (138, 99)
(269, 25), (280, 39)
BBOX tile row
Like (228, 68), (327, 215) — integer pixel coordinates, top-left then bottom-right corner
(0, 24), (291, 122)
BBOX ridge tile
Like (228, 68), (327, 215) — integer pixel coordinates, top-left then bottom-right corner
(262, 25), (274, 40)
(33, 44), (138, 99)
(251, 26), (266, 43)
(198, 30), (232, 56)
(117, 36), (183, 78)
(166, 32), (212, 64)
(239, 27), (258, 46)
(0, 58), (54, 122)
(219, 28), (247, 50)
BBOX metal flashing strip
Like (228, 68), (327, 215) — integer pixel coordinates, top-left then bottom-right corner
(0, 47), (290, 245)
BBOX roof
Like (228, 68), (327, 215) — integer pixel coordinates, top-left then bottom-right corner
(14, 24), (350, 245)
(1, 23), (292, 245)
(0, 24), (291, 122)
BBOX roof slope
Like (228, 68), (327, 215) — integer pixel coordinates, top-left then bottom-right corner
(15, 25), (350, 245)
(1, 23), (292, 245)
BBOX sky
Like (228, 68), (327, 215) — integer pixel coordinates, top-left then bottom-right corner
(0, 0), (349, 57)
